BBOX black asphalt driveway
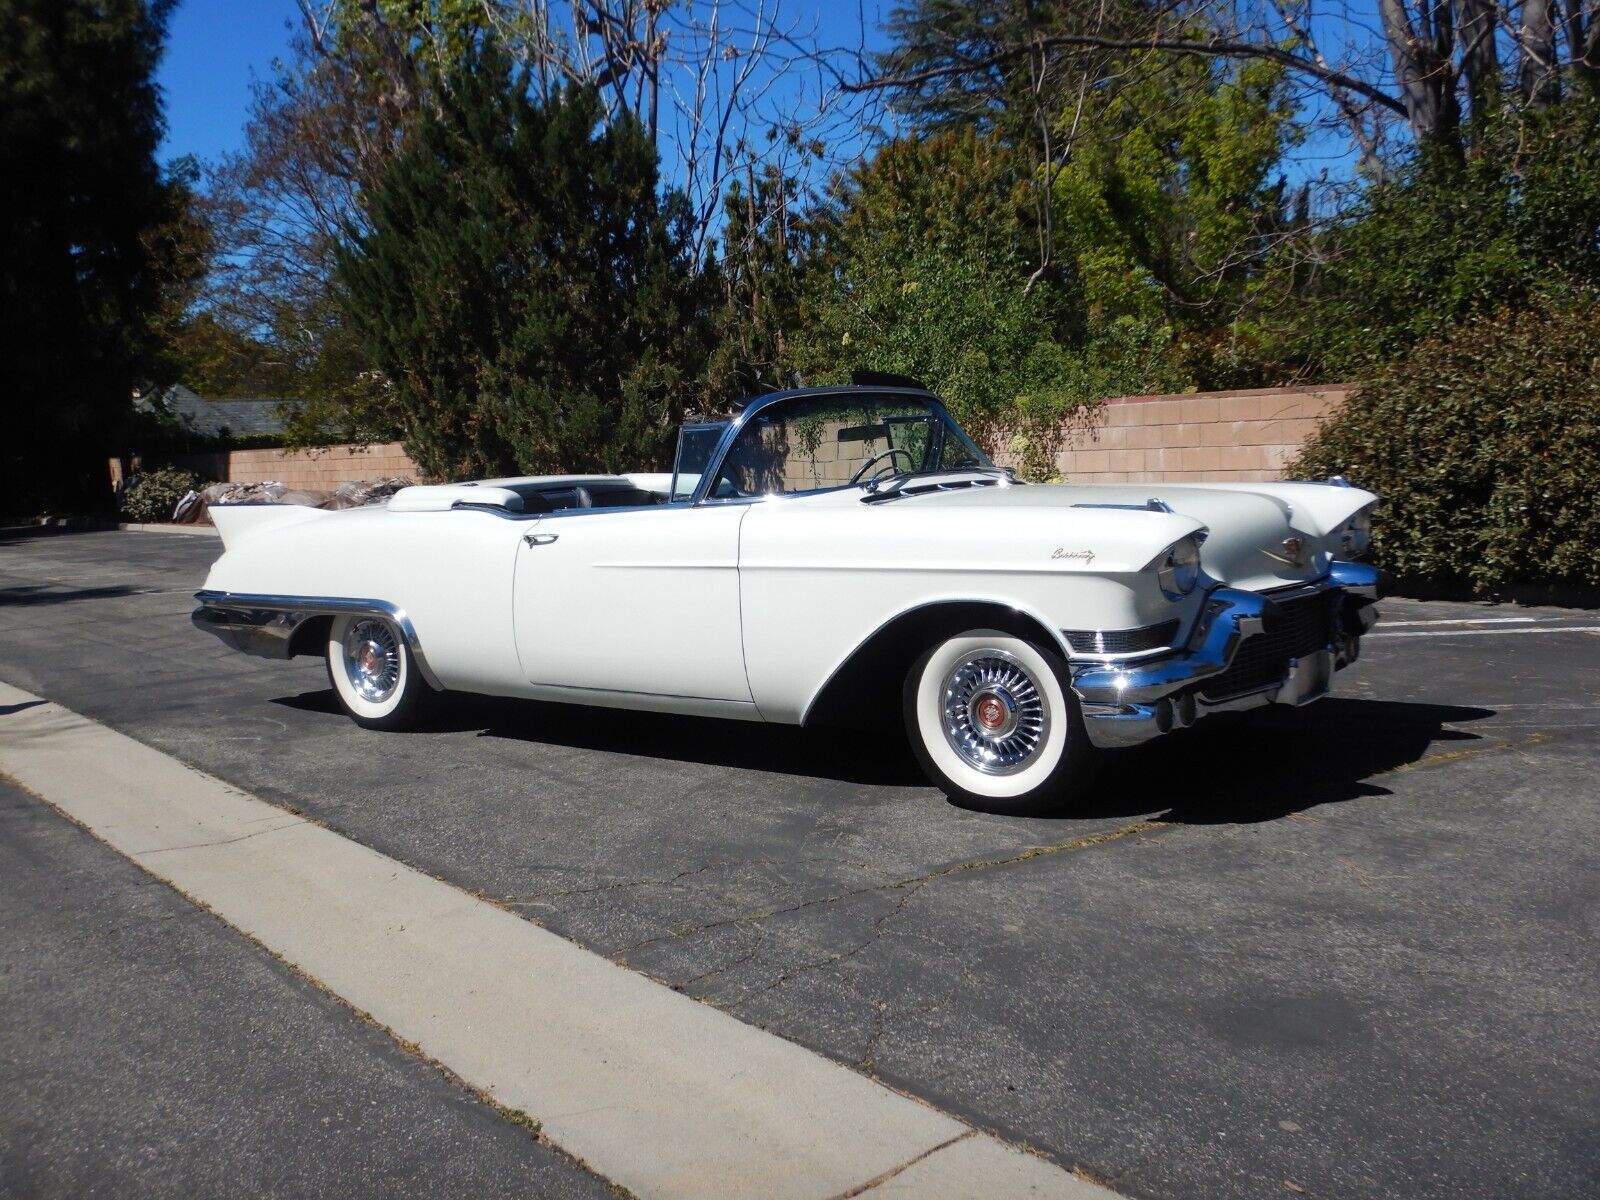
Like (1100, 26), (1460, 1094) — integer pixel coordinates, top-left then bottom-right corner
(1, 528), (1596, 1200)
(0, 774), (615, 1199)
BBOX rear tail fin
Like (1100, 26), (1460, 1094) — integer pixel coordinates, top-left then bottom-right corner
(208, 504), (329, 550)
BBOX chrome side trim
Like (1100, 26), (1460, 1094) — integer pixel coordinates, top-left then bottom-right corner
(1062, 619), (1183, 661)
(191, 590), (443, 691)
(1071, 497), (1173, 513)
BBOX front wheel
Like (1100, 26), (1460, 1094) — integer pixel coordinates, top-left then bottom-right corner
(326, 613), (436, 731)
(904, 630), (1095, 814)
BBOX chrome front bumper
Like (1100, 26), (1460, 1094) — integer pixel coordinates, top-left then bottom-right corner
(1071, 562), (1386, 748)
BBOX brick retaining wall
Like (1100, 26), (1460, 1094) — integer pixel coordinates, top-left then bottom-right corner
(160, 385), (1345, 493)
(173, 442), (422, 491)
(1044, 385), (1348, 484)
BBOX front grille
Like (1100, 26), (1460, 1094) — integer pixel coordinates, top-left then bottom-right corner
(1198, 589), (1335, 700)
(1064, 619), (1180, 657)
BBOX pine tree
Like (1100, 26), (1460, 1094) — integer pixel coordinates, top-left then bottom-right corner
(0, 0), (178, 516)
(337, 40), (709, 480)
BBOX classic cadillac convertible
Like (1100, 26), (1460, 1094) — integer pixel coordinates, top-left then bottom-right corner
(194, 382), (1383, 813)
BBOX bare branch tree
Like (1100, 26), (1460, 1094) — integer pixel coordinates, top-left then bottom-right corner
(850, 0), (1600, 169)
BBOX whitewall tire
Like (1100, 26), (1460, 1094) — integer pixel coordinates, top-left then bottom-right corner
(326, 613), (436, 731)
(903, 629), (1094, 814)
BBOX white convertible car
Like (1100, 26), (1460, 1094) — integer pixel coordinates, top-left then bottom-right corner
(194, 382), (1384, 813)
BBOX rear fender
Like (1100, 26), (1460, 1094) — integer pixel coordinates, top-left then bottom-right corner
(208, 503), (330, 550)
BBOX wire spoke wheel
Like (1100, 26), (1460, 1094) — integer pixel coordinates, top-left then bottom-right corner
(341, 617), (402, 703)
(905, 629), (1093, 814)
(940, 649), (1050, 775)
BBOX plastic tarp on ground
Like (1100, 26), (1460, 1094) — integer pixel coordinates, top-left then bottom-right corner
(173, 478), (416, 524)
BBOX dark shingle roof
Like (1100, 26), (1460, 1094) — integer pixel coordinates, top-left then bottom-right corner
(137, 384), (299, 437)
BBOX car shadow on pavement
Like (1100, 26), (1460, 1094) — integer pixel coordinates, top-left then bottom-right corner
(278, 688), (1494, 816)
(0, 584), (143, 607)
(1082, 699), (1496, 823)
(274, 687), (928, 786)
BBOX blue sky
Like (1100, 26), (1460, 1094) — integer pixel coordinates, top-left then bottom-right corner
(157, 0), (302, 164)
(155, 0), (1375, 192)
(155, 0), (892, 167)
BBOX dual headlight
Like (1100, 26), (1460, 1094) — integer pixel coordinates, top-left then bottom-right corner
(1153, 534), (1204, 600)
(1339, 507), (1374, 560)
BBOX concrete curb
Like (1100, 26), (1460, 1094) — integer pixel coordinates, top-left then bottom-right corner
(119, 522), (220, 537)
(0, 681), (1121, 1200)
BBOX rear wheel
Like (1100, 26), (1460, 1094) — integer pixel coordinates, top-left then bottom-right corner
(326, 613), (436, 730)
(903, 629), (1095, 814)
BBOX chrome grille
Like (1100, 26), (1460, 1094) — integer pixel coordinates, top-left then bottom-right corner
(1064, 619), (1180, 658)
(1198, 590), (1335, 700)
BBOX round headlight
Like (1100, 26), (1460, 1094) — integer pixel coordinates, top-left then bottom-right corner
(1158, 535), (1203, 599)
(1340, 509), (1373, 559)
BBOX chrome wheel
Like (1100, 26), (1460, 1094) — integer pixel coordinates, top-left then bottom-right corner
(342, 617), (401, 703)
(940, 649), (1050, 775)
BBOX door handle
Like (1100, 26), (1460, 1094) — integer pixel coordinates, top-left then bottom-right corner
(523, 532), (559, 546)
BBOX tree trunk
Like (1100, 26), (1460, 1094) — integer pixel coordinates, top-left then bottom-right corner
(1519, 0), (1561, 105)
(1377, 0), (1459, 148)
(1565, 0), (1600, 89)
(1457, 0), (1500, 125)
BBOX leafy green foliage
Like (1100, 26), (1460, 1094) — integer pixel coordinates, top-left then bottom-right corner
(0, 0), (179, 517)
(1293, 290), (1600, 588)
(706, 166), (808, 405)
(1290, 98), (1600, 374)
(119, 466), (203, 523)
(1051, 53), (1304, 386)
(337, 41), (709, 479)
(794, 129), (1189, 476)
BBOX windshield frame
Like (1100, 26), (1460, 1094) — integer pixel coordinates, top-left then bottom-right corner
(669, 420), (730, 503)
(689, 387), (991, 506)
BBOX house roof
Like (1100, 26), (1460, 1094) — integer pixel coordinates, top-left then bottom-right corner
(137, 384), (298, 438)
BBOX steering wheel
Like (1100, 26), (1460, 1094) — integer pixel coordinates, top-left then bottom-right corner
(850, 447), (918, 485)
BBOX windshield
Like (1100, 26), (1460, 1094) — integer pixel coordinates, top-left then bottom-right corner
(670, 421), (728, 501)
(707, 394), (991, 499)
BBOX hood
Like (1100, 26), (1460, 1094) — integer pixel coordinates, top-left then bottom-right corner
(898, 480), (1375, 591)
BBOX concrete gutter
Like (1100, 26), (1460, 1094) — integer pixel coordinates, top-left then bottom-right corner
(0, 681), (1120, 1200)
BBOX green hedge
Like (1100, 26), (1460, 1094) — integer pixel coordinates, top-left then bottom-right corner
(119, 466), (202, 524)
(1293, 292), (1600, 589)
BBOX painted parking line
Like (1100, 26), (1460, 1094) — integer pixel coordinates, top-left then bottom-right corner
(1377, 617), (1545, 627)
(0, 681), (1116, 1200)
(1367, 626), (1600, 639)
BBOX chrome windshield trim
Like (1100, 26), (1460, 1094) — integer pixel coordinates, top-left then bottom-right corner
(192, 590), (442, 690)
(690, 386), (985, 506)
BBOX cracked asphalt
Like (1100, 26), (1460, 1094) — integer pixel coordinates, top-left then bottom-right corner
(2, 528), (1597, 1200)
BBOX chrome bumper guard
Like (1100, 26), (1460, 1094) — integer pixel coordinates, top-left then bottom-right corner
(1072, 562), (1386, 749)
(191, 590), (443, 690)
(192, 601), (304, 659)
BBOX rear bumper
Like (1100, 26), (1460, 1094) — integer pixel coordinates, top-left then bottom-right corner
(1072, 561), (1386, 748)
(191, 590), (444, 690)
(191, 601), (302, 659)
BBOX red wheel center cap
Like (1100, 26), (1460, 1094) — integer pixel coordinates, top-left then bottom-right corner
(360, 645), (380, 673)
(974, 694), (1007, 731)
